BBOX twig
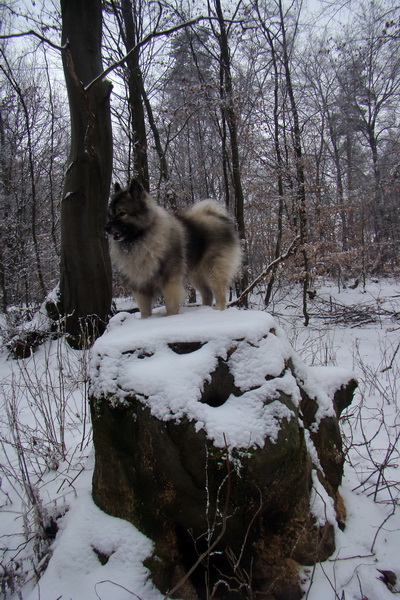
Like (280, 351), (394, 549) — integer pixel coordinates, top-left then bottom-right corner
(381, 341), (400, 372)
(94, 580), (143, 599)
(350, 318), (376, 328)
(370, 506), (396, 554)
(233, 484), (263, 572)
(162, 435), (231, 600)
(308, 294), (394, 326)
(328, 553), (375, 562)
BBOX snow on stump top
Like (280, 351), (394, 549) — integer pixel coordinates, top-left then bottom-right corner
(89, 307), (357, 600)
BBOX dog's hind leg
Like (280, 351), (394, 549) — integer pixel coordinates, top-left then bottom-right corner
(191, 271), (213, 306)
(193, 278), (213, 306)
(199, 286), (213, 306)
(211, 279), (228, 310)
(133, 291), (153, 318)
(163, 278), (184, 315)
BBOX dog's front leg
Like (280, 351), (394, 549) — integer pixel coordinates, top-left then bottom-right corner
(133, 291), (153, 318)
(163, 278), (184, 316)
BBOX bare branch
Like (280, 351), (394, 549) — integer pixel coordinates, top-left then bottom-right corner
(0, 30), (65, 52)
(229, 236), (300, 307)
(381, 341), (400, 373)
(85, 15), (209, 93)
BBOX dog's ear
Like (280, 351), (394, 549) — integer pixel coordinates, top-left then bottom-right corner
(114, 182), (121, 193)
(129, 179), (144, 200)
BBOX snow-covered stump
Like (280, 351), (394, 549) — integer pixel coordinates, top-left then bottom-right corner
(89, 307), (357, 600)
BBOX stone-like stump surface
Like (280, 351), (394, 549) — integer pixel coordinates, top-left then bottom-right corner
(89, 307), (357, 600)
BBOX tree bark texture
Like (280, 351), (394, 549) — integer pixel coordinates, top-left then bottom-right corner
(59, 0), (113, 347)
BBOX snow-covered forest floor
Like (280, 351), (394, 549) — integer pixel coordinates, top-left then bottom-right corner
(0, 278), (399, 600)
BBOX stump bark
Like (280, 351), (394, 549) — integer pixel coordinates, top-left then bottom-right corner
(89, 307), (357, 600)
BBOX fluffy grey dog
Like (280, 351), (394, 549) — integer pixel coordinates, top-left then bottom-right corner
(105, 179), (242, 318)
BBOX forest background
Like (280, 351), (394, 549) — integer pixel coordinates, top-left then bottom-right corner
(0, 2), (400, 599)
(0, 0), (399, 324)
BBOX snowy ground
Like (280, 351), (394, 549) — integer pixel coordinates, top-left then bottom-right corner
(0, 278), (399, 600)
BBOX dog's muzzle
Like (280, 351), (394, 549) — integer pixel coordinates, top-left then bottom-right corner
(105, 221), (125, 242)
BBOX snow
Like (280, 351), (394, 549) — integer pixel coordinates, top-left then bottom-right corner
(228, 332), (287, 388)
(26, 478), (162, 600)
(90, 306), (301, 448)
(90, 306), (354, 449)
(309, 469), (336, 527)
(0, 278), (399, 600)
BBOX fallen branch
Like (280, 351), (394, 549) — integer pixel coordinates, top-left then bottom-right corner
(310, 295), (395, 326)
(229, 236), (300, 308)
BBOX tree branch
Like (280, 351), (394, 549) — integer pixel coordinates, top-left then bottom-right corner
(0, 30), (66, 52)
(229, 236), (300, 307)
(381, 340), (400, 373)
(85, 15), (209, 93)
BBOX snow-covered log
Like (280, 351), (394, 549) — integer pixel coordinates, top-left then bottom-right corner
(89, 307), (357, 600)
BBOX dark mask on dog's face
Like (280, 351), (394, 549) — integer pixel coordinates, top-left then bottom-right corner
(105, 181), (149, 243)
(104, 219), (132, 242)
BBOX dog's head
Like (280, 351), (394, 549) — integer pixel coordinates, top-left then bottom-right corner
(105, 179), (153, 243)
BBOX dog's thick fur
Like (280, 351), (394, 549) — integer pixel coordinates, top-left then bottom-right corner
(105, 179), (241, 318)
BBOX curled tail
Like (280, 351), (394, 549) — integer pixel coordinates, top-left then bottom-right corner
(183, 199), (233, 223)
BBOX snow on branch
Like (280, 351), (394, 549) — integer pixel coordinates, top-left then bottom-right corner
(0, 30), (66, 51)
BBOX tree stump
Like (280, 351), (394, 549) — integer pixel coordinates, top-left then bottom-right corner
(89, 307), (357, 600)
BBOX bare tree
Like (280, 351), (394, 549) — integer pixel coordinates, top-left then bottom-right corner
(340, 4), (400, 268)
(208, 0), (246, 241)
(0, 50), (47, 298)
(108, 0), (150, 190)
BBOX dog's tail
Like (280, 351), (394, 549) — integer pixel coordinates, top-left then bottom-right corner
(184, 199), (232, 221)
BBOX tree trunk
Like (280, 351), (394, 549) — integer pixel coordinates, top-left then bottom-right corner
(119, 0), (150, 191)
(262, 25), (285, 307)
(214, 0), (245, 242)
(141, 84), (169, 189)
(211, 0), (248, 302)
(328, 115), (348, 252)
(90, 308), (357, 600)
(59, 0), (113, 347)
(0, 110), (9, 311)
(278, 0), (310, 325)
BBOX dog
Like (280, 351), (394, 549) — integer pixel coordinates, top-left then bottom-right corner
(105, 179), (242, 318)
